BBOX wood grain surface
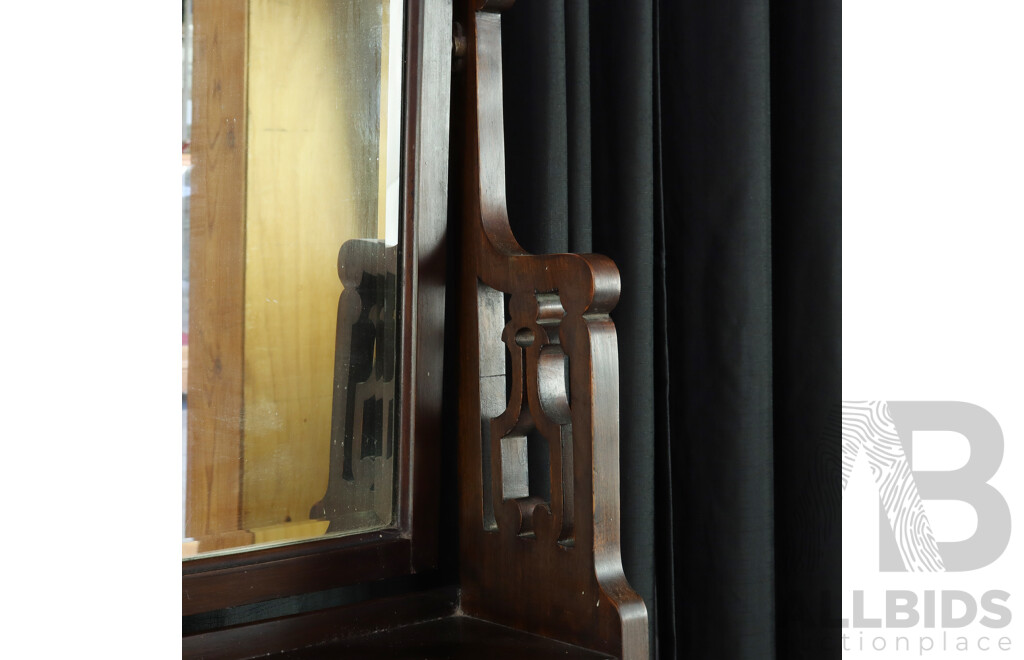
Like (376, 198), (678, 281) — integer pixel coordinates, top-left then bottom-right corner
(186, 0), (247, 542)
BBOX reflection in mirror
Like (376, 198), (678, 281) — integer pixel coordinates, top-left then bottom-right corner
(309, 240), (398, 533)
(182, 0), (404, 559)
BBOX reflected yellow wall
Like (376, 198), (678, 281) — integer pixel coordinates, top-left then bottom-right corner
(242, 0), (390, 529)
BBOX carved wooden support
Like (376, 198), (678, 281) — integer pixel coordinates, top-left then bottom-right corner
(457, 3), (649, 658)
(311, 238), (398, 533)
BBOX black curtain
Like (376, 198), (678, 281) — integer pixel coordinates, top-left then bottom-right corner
(500, 1), (841, 657)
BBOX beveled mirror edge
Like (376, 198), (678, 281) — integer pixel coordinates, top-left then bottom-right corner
(183, 0), (453, 615)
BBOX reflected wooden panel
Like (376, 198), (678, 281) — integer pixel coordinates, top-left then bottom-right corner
(185, 0), (404, 558)
(185, 0), (248, 552)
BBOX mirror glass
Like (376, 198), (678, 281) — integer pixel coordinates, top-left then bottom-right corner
(182, 0), (404, 559)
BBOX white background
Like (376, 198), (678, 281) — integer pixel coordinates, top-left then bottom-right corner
(0, 0), (1021, 656)
(2, 2), (181, 655)
(844, 0), (1024, 656)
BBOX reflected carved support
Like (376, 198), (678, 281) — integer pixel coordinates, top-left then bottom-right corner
(311, 239), (398, 533)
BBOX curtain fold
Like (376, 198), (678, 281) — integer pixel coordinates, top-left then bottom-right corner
(769, 1), (842, 657)
(500, 1), (840, 657)
(658, 0), (777, 654)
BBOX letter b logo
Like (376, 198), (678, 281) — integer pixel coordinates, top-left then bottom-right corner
(842, 401), (1011, 572)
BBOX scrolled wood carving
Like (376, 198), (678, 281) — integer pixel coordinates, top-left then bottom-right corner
(457, 3), (649, 658)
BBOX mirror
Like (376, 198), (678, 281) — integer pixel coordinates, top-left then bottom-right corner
(182, 0), (405, 559)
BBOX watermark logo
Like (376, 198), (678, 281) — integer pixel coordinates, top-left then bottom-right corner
(842, 401), (1014, 654)
(842, 401), (1010, 572)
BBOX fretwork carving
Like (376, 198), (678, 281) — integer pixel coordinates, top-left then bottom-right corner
(456, 3), (649, 658)
(483, 289), (575, 543)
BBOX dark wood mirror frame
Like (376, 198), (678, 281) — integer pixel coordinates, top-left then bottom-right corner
(184, 1), (649, 657)
(182, 0), (454, 615)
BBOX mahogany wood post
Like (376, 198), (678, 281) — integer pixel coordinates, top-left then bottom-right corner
(456, 2), (649, 658)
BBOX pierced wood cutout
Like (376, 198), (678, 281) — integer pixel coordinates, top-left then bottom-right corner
(480, 286), (575, 542)
(310, 238), (397, 532)
(457, 3), (649, 658)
